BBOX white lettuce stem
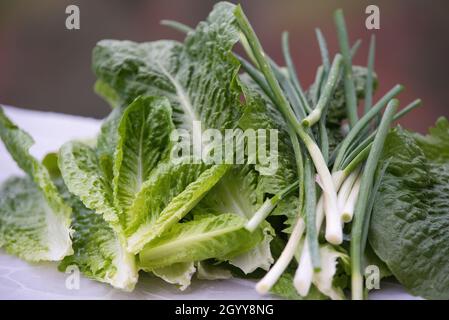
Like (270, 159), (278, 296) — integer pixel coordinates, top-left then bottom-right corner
(294, 239), (313, 296)
(245, 199), (275, 232)
(342, 175), (362, 223)
(256, 217), (305, 294)
(337, 167), (361, 217)
(295, 171), (346, 297)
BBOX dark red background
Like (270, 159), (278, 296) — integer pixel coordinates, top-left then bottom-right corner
(0, 0), (448, 133)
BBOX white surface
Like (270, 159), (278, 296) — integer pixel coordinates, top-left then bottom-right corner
(0, 106), (419, 300)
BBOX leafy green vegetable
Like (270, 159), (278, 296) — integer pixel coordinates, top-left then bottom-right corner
(2, 2), (445, 300)
(139, 213), (263, 270)
(196, 261), (232, 280)
(77, 2), (246, 255)
(239, 81), (297, 198)
(94, 80), (120, 109)
(125, 162), (228, 253)
(369, 118), (449, 299)
(93, 2), (241, 134)
(59, 140), (117, 223)
(0, 176), (73, 261)
(0, 107), (72, 261)
(58, 179), (138, 291)
(58, 96), (228, 255)
(113, 96), (174, 215)
(152, 262), (196, 290)
(193, 166), (275, 273)
(313, 245), (349, 300)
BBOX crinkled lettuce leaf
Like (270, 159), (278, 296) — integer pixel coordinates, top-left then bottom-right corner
(59, 140), (117, 223)
(312, 245), (349, 300)
(152, 262), (196, 291)
(139, 213), (263, 270)
(0, 176), (72, 261)
(125, 162), (228, 253)
(196, 261), (232, 280)
(238, 79), (300, 236)
(239, 76), (297, 198)
(93, 2), (241, 134)
(369, 118), (449, 299)
(57, 179), (138, 291)
(61, 2), (245, 256)
(113, 96), (174, 214)
(0, 107), (72, 261)
(193, 166), (274, 274)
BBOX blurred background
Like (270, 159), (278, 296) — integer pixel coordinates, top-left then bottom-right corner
(0, 0), (448, 133)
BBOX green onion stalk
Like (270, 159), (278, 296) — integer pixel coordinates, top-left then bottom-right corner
(234, 5), (342, 245)
(350, 99), (398, 300)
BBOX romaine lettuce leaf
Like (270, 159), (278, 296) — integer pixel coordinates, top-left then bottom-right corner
(0, 176), (72, 261)
(139, 213), (263, 270)
(196, 261), (232, 280)
(93, 2), (241, 134)
(238, 82), (302, 238)
(369, 118), (449, 299)
(193, 166), (274, 273)
(152, 262), (196, 291)
(113, 96), (174, 212)
(239, 77), (297, 198)
(59, 141), (117, 223)
(125, 162), (228, 253)
(312, 245), (349, 300)
(57, 180), (138, 291)
(0, 107), (72, 261)
(66, 2), (245, 256)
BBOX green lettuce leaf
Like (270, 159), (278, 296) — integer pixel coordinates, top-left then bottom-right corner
(139, 213), (263, 270)
(312, 244), (349, 300)
(57, 179), (138, 291)
(0, 176), (73, 261)
(369, 118), (449, 299)
(96, 106), (124, 172)
(113, 96), (174, 212)
(94, 80), (120, 109)
(238, 79), (300, 236)
(125, 162), (229, 253)
(58, 141), (117, 223)
(0, 107), (72, 261)
(85, 2), (244, 255)
(152, 262), (196, 291)
(196, 261), (232, 280)
(193, 166), (274, 273)
(239, 77), (297, 198)
(93, 2), (241, 134)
